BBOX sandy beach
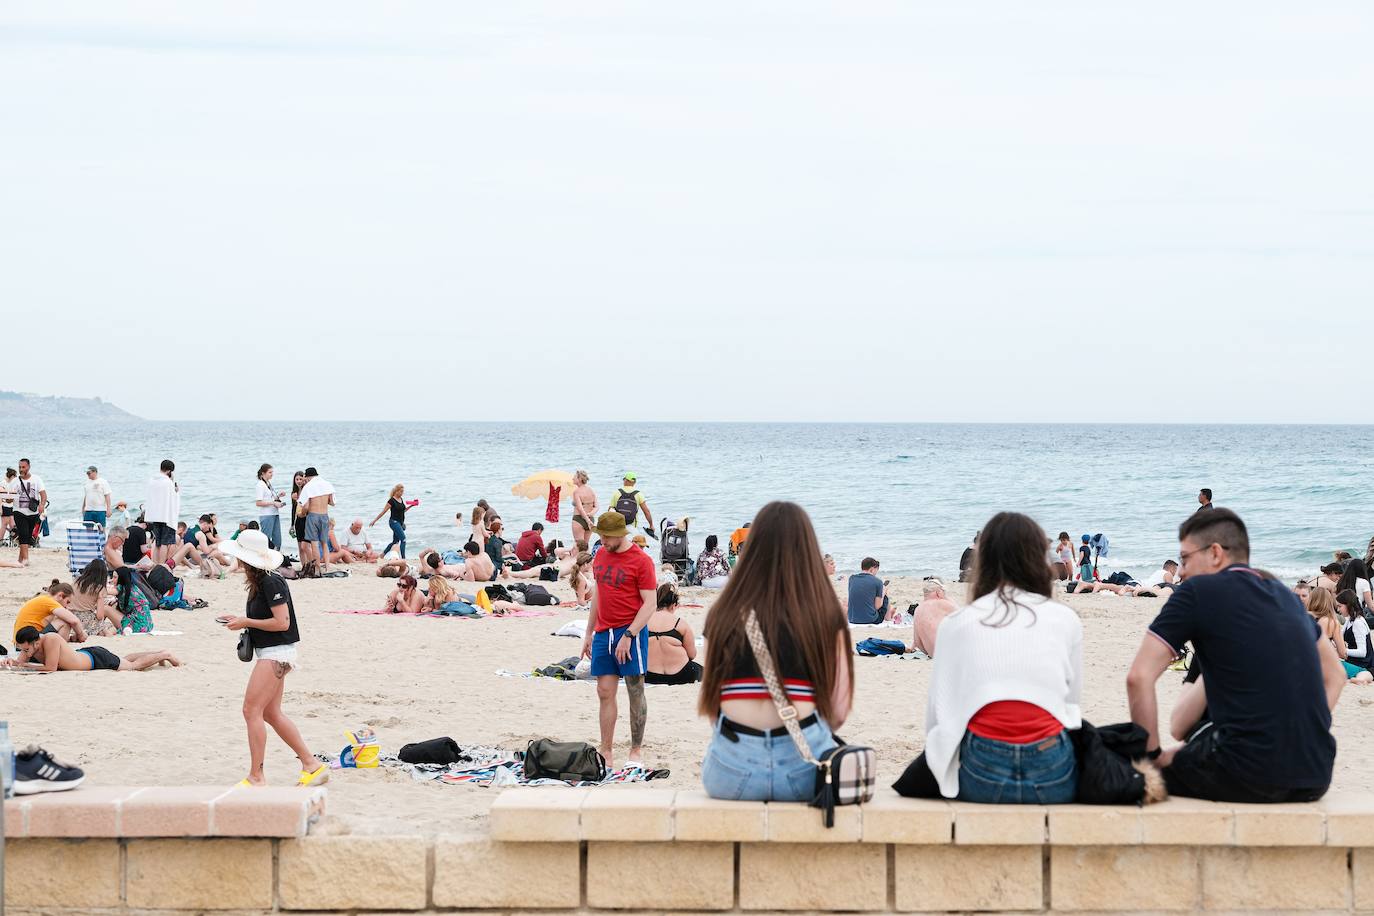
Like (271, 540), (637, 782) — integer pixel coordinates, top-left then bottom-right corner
(5, 547), (1373, 837)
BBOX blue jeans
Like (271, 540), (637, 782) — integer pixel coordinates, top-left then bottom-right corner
(259, 514), (282, 550)
(83, 510), (107, 528)
(702, 716), (836, 802)
(956, 730), (1077, 804)
(384, 519), (406, 558)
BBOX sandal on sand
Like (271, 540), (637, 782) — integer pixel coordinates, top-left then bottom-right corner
(297, 764), (330, 787)
(236, 778), (261, 788)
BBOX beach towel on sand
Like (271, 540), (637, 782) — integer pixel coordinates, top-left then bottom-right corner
(378, 744), (669, 787)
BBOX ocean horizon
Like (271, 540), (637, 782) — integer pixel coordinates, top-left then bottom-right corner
(4, 420), (1369, 581)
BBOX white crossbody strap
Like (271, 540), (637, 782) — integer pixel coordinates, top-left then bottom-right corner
(744, 609), (818, 766)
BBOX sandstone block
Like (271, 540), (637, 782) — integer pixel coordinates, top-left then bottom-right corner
(120, 785), (221, 837)
(24, 785), (138, 837)
(895, 844), (1040, 911)
(765, 800), (861, 842)
(279, 835), (427, 910)
(1231, 803), (1325, 846)
(1320, 793), (1374, 846)
(1354, 847), (1374, 911)
(126, 838), (273, 909)
(209, 785), (325, 837)
(3, 838), (121, 908)
(1139, 797), (1234, 845)
(1051, 845), (1198, 911)
(1202, 846), (1348, 911)
(580, 788), (675, 841)
(952, 802), (1046, 844)
(588, 841), (733, 910)
(739, 842), (886, 910)
(1048, 805), (1142, 845)
(673, 790), (767, 842)
(432, 836), (579, 909)
(4, 797), (27, 837)
(860, 791), (952, 844)
(488, 787), (588, 842)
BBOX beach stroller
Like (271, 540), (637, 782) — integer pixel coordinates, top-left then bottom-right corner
(659, 519), (691, 582)
(65, 521), (105, 576)
(1090, 533), (1110, 580)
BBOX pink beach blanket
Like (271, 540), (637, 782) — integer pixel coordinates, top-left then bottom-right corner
(326, 608), (558, 619)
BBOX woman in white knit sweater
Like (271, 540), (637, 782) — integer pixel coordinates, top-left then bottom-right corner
(923, 511), (1083, 803)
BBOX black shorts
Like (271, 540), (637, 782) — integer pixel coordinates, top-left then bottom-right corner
(14, 514), (39, 546)
(2, 506), (11, 517)
(293, 516), (308, 541)
(1163, 724), (1328, 803)
(78, 646), (121, 671)
(148, 522), (177, 547)
(644, 660), (703, 686)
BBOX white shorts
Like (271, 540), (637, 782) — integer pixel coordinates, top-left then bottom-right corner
(254, 644), (299, 668)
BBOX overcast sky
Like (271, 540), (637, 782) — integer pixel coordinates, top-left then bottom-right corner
(2, 2), (1372, 423)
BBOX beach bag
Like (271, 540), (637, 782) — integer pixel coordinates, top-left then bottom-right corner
(1070, 721), (1151, 805)
(399, 736), (463, 765)
(236, 632), (253, 662)
(520, 584), (557, 607)
(523, 739), (607, 782)
(855, 637), (907, 657)
(158, 579), (187, 610)
(1106, 571), (1134, 586)
(539, 566), (559, 582)
(744, 609), (876, 826)
(483, 584), (514, 604)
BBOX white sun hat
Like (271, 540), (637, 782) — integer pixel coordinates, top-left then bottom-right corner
(217, 528), (284, 571)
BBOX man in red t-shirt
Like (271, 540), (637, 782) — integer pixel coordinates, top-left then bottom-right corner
(581, 511), (658, 767)
(514, 523), (548, 566)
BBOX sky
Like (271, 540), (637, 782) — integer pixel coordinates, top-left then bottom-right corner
(2, 1), (1372, 423)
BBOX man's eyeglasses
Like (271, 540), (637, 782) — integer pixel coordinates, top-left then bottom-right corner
(1179, 543), (1229, 564)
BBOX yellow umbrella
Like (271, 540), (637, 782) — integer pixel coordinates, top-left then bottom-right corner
(511, 470), (577, 502)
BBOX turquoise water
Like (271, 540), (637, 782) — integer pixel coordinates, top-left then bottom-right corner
(3, 421), (1367, 580)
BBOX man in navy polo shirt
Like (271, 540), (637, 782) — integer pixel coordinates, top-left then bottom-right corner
(1126, 508), (1345, 802)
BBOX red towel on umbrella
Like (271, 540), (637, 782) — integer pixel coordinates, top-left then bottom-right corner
(546, 483), (560, 523)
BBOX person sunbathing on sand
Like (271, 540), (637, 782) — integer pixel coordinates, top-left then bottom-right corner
(459, 541), (495, 581)
(8, 626), (181, 672)
(384, 575), (427, 614)
(505, 542), (588, 582)
(418, 549), (464, 580)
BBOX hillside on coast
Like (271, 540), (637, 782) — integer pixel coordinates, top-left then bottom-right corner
(0, 390), (138, 420)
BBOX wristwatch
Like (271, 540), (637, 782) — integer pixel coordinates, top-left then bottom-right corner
(621, 630), (637, 640)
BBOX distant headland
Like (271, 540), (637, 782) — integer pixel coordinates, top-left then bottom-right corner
(0, 390), (138, 420)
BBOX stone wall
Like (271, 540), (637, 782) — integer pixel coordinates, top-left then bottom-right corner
(6, 787), (1374, 912)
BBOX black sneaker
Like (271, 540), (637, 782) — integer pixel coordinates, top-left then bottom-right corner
(14, 745), (85, 795)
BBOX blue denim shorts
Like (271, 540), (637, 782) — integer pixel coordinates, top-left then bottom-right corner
(701, 715), (836, 802)
(957, 729), (1077, 804)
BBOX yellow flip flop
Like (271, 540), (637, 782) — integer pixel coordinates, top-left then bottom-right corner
(236, 778), (258, 788)
(297, 764), (330, 787)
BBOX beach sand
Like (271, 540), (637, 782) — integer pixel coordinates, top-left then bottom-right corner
(5, 549), (1372, 837)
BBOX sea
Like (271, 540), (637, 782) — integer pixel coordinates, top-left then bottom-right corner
(2, 421), (1367, 581)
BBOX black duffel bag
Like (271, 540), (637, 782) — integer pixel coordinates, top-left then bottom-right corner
(523, 738), (607, 782)
(399, 737), (464, 765)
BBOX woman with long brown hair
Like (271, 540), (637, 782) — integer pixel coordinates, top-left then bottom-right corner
(219, 529), (326, 787)
(922, 511), (1082, 804)
(698, 501), (852, 801)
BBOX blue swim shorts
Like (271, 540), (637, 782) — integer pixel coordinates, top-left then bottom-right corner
(590, 626), (649, 678)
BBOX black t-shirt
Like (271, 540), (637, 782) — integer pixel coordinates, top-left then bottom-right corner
(1148, 565), (1334, 789)
(123, 526), (147, 563)
(246, 573), (300, 649)
(388, 498), (406, 525)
